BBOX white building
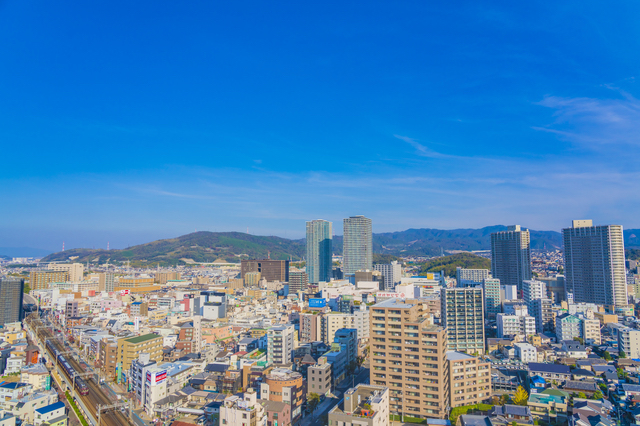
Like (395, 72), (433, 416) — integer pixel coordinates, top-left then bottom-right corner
(514, 342), (537, 363)
(374, 261), (402, 291)
(618, 327), (640, 359)
(456, 268), (491, 287)
(219, 389), (266, 426)
(497, 313), (536, 338)
(267, 324), (295, 365)
(582, 318), (601, 345)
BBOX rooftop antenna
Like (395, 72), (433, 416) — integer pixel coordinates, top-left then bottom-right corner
(107, 242), (110, 250)
(267, 251), (271, 260)
(62, 241), (65, 252)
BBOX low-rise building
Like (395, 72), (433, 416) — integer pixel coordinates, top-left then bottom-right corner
(328, 384), (389, 426)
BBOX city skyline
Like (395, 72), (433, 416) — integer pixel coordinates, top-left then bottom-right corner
(2, 2), (640, 251)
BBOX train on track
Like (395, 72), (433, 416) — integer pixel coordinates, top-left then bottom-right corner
(45, 340), (89, 396)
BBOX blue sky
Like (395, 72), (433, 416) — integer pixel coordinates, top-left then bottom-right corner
(1, 1), (640, 252)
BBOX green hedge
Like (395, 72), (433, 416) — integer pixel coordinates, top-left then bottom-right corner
(450, 403), (494, 424)
(65, 391), (89, 426)
(389, 414), (427, 424)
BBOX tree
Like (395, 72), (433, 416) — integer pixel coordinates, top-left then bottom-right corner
(617, 368), (628, 380)
(513, 386), (529, 406)
(619, 351), (627, 359)
(593, 390), (604, 400)
(577, 392), (586, 399)
(308, 393), (321, 412)
(603, 351), (612, 361)
(500, 394), (510, 405)
(573, 336), (584, 345)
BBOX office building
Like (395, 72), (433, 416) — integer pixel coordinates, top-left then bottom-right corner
(563, 220), (627, 306)
(491, 225), (532, 292)
(98, 273), (116, 292)
(370, 298), (450, 419)
(267, 325), (295, 365)
(482, 278), (501, 319)
(288, 271), (308, 294)
(29, 270), (69, 291)
(244, 271), (261, 287)
(241, 259), (289, 282)
(300, 312), (322, 343)
(117, 333), (163, 371)
(321, 307), (369, 344)
(441, 287), (485, 354)
(374, 261), (402, 291)
(457, 268), (491, 287)
(0, 278), (24, 325)
(343, 216), (373, 275)
(328, 384), (389, 426)
(154, 272), (181, 284)
(538, 275), (566, 303)
(65, 300), (79, 319)
(306, 220), (333, 284)
(47, 263), (84, 282)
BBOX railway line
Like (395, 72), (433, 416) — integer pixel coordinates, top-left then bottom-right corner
(27, 315), (133, 426)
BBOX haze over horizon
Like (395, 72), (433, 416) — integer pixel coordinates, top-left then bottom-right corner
(2, 2), (640, 252)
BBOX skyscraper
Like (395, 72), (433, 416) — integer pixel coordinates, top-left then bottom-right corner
(343, 215), (372, 275)
(0, 278), (25, 325)
(491, 225), (532, 292)
(306, 220), (332, 284)
(563, 220), (627, 307)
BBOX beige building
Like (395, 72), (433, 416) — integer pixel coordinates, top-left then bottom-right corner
(370, 298), (490, 420)
(220, 389), (266, 426)
(329, 384), (389, 426)
(308, 358), (332, 396)
(48, 263), (84, 282)
(447, 351), (491, 408)
(117, 333), (163, 371)
(155, 272), (181, 284)
(582, 318), (601, 345)
(29, 271), (69, 290)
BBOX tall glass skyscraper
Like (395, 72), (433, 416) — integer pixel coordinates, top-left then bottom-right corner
(563, 220), (627, 307)
(306, 220), (333, 284)
(343, 215), (372, 275)
(490, 225), (532, 292)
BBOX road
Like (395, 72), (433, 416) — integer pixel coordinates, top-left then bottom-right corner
(27, 315), (133, 426)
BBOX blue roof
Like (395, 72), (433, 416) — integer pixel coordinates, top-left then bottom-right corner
(36, 402), (65, 415)
(528, 362), (570, 374)
(0, 382), (27, 389)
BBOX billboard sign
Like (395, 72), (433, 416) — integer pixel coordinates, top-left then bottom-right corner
(120, 289), (130, 296)
(308, 298), (327, 308)
(375, 292), (405, 299)
(147, 370), (167, 386)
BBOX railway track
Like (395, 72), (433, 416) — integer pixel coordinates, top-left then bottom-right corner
(27, 315), (133, 426)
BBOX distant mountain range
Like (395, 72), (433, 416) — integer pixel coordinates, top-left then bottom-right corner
(0, 247), (53, 258)
(36, 226), (640, 266)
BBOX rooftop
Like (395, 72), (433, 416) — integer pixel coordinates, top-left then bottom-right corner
(35, 402), (65, 415)
(125, 333), (160, 344)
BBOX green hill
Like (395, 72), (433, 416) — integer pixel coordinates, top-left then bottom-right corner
(418, 253), (491, 277)
(41, 232), (305, 266)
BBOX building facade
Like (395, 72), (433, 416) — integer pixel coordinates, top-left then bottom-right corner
(241, 259), (290, 282)
(267, 325), (295, 365)
(343, 216), (373, 275)
(563, 220), (627, 307)
(491, 225), (532, 292)
(441, 287), (485, 354)
(0, 278), (24, 326)
(29, 271), (69, 291)
(306, 220), (333, 284)
(374, 261), (402, 291)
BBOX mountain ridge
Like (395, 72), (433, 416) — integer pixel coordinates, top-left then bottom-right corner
(38, 227), (640, 266)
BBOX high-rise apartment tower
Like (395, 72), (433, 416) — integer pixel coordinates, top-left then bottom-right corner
(343, 216), (372, 275)
(0, 278), (24, 325)
(306, 220), (333, 284)
(563, 220), (627, 307)
(491, 225), (532, 292)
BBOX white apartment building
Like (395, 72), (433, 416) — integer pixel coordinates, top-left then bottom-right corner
(374, 261), (402, 291)
(514, 342), (537, 363)
(47, 262), (84, 282)
(497, 313), (536, 338)
(556, 314), (582, 342)
(219, 390), (266, 426)
(618, 327), (640, 359)
(267, 324), (295, 365)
